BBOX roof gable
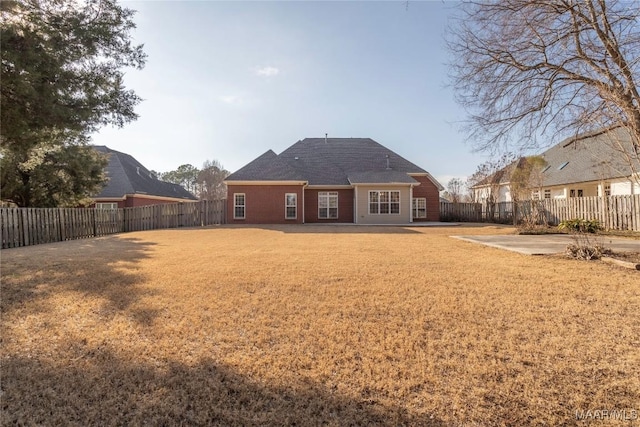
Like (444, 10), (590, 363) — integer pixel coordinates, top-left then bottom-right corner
(224, 150), (306, 181)
(93, 146), (197, 200)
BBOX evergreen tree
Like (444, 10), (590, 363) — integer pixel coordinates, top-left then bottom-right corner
(0, 0), (146, 206)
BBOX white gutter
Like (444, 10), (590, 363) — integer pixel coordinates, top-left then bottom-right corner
(409, 185), (413, 223)
(354, 185), (358, 224)
(302, 183), (307, 224)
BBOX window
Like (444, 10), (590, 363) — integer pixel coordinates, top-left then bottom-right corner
(532, 191), (540, 200)
(412, 198), (426, 219)
(604, 185), (611, 196)
(544, 189), (551, 199)
(96, 202), (118, 210)
(577, 189), (583, 197)
(234, 193), (245, 219)
(369, 190), (400, 215)
(318, 192), (338, 219)
(569, 189), (575, 198)
(285, 193), (297, 219)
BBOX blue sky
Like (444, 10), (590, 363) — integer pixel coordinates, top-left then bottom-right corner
(91, 0), (490, 187)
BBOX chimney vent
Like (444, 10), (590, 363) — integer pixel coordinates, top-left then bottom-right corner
(385, 154), (391, 170)
(325, 133), (328, 144)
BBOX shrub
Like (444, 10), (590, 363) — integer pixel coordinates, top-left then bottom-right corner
(558, 219), (609, 260)
(565, 243), (611, 260)
(558, 218), (601, 234)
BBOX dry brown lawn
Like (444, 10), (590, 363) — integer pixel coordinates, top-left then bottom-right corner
(1, 225), (639, 426)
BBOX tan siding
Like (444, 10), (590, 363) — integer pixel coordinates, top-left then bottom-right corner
(354, 185), (411, 224)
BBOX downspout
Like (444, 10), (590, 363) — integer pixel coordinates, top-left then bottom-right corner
(409, 185), (414, 223)
(302, 182), (307, 224)
(354, 185), (358, 224)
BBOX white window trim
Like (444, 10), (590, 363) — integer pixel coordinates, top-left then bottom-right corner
(95, 202), (118, 210)
(318, 191), (339, 219)
(285, 193), (297, 220)
(234, 193), (245, 219)
(412, 198), (426, 219)
(368, 190), (401, 215)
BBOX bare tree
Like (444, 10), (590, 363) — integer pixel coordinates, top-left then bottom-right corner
(467, 153), (515, 220)
(510, 156), (548, 202)
(448, 0), (640, 162)
(510, 156), (548, 226)
(467, 154), (515, 201)
(446, 178), (465, 203)
(196, 159), (229, 201)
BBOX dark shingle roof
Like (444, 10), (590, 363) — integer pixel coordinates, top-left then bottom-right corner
(93, 146), (197, 201)
(539, 127), (639, 186)
(226, 138), (441, 188)
(223, 150), (306, 181)
(347, 171), (419, 184)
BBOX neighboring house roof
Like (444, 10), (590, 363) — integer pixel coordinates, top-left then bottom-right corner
(226, 137), (443, 189)
(539, 127), (639, 186)
(93, 146), (197, 200)
(472, 127), (640, 188)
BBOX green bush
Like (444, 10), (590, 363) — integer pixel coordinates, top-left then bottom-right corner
(558, 218), (601, 234)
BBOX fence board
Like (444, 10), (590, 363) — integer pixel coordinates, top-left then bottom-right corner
(440, 195), (640, 231)
(1, 200), (227, 249)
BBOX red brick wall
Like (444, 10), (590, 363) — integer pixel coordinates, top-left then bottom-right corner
(226, 179), (439, 224)
(411, 176), (441, 221)
(227, 185), (305, 224)
(304, 189), (354, 223)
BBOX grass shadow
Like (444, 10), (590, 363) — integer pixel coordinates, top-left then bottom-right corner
(1, 236), (158, 325)
(2, 345), (446, 426)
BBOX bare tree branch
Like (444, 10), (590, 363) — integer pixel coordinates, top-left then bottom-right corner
(447, 0), (640, 158)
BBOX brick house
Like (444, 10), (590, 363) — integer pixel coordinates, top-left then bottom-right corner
(91, 146), (197, 208)
(224, 137), (443, 224)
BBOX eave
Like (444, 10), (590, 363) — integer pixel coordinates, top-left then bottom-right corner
(224, 180), (309, 186)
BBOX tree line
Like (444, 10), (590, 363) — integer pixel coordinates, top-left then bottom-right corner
(153, 160), (230, 201)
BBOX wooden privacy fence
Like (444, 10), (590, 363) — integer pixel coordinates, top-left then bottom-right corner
(1, 200), (226, 249)
(440, 201), (517, 224)
(440, 195), (640, 231)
